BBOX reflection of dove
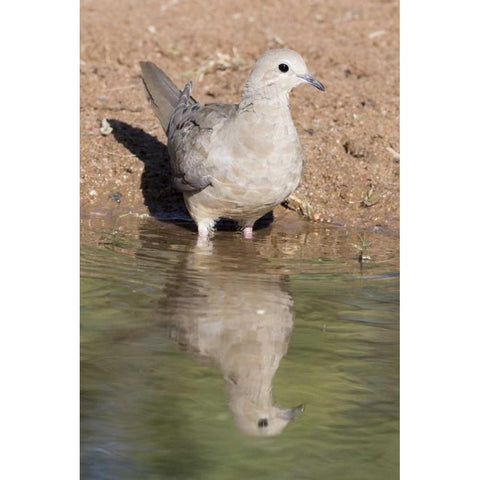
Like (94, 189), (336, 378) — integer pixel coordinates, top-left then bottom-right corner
(140, 49), (324, 238)
(161, 241), (304, 436)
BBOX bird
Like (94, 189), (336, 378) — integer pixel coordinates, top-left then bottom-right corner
(140, 48), (325, 239)
(157, 238), (305, 436)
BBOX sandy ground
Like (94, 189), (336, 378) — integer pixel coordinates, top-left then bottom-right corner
(80, 0), (399, 231)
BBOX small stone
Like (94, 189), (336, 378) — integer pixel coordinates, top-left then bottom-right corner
(109, 192), (123, 203)
(369, 30), (387, 39)
(100, 118), (113, 135)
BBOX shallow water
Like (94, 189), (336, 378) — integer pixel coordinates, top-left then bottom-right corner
(81, 214), (399, 479)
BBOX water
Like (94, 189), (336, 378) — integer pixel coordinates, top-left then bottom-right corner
(81, 214), (399, 479)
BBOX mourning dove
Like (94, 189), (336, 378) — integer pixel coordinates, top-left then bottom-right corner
(140, 49), (324, 238)
(157, 240), (304, 436)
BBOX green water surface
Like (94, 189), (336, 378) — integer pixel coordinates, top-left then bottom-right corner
(81, 215), (399, 480)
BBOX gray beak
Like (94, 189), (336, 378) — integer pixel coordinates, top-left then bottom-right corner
(280, 403), (305, 421)
(297, 73), (325, 91)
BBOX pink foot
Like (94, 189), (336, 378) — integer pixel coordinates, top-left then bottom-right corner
(243, 226), (253, 239)
(197, 218), (215, 238)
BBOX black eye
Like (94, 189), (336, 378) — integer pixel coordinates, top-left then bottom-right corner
(278, 63), (289, 73)
(258, 418), (268, 428)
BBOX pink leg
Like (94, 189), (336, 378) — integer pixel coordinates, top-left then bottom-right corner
(198, 228), (209, 239)
(197, 218), (215, 238)
(243, 225), (253, 239)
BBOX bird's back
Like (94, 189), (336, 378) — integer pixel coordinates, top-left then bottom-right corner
(167, 87), (238, 192)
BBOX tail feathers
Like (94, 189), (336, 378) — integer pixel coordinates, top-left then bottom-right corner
(140, 61), (183, 133)
(178, 81), (193, 109)
(166, 81), (193, 137)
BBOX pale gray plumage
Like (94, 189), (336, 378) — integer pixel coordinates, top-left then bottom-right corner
(164, 241), (305, 436)
(140, 48), (324, 238)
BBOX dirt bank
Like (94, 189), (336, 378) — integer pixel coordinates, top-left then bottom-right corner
(80, 0), (399, 231)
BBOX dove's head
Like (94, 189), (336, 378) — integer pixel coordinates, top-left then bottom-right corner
(242, 48), (324, 101)
(231, 401), (306, 437)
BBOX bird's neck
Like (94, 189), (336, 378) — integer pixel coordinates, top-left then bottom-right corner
(235, 88), (296, 141)
(239, 86), (291, 115)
